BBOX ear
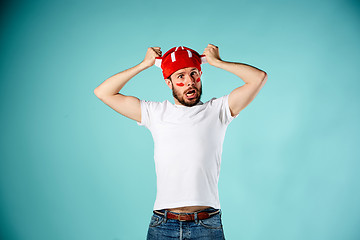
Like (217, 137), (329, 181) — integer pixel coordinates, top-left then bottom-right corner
(165, 78), (173, 90)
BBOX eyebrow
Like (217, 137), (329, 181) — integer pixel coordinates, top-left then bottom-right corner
(176, 68), (198, 76)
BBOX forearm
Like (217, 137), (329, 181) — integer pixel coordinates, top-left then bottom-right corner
(94, 61), (149, 97)
(211, 60), (267, 84)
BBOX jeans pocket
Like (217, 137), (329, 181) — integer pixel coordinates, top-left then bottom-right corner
(149, 214), (164, 228)
(199, 214), (223, 229)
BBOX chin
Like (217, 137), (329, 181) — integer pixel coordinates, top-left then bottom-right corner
(182, 97), (200, 107)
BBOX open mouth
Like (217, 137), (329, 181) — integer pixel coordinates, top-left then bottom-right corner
(185, 89), (197, 99)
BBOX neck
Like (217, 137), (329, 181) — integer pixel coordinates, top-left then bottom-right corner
(174, 99), (182, 105)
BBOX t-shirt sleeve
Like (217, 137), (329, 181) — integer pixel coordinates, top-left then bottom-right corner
(219, 94), (239, 125)
(136, 100), (151, 128)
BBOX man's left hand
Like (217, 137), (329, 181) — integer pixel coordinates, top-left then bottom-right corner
(203, 44), (222, 66)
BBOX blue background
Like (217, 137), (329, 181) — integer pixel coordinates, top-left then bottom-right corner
(1, 0), (360, 239)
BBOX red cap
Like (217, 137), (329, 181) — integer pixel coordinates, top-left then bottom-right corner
(155, 46), (207, 79)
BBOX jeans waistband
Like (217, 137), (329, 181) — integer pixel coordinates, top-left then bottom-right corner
(153, 207), (222, 222)
(154, 207), (219, 215)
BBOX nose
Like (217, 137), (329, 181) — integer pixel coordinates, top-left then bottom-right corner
(185, 74), (196, 86)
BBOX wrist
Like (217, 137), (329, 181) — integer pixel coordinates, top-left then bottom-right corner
(210, 59), (224, 68)
(138, 61), (152, 70)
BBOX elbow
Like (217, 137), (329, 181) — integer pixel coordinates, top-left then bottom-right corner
(260, 71), (268, 82)
(254, 71), (267, 87)
(94, 88), (99, 96)
(94, 88), (103, 99)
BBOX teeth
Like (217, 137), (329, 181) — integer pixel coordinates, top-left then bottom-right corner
(185, 89), (196, 98)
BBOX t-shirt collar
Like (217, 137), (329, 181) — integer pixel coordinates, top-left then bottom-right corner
(173, 100), (203, 108)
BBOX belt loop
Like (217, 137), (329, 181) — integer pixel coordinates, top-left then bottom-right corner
(194, 212), (198, 224)
(164, 210), (168, 223)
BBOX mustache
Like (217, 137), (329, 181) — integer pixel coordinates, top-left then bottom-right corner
(184, 87), (198, 94)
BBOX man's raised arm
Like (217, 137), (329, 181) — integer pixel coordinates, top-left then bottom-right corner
(94, 47), (162, 122)
(203, 44), (268, 117)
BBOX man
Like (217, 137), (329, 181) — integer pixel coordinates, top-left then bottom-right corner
(94, 44), (267, 239)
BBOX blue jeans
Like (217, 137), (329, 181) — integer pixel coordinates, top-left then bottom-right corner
(146, 207), (226, 240)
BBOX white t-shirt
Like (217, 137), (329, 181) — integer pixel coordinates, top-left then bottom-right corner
(137, 94), (239, 210)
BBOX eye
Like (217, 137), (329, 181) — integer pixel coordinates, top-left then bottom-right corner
(177, 74), (183, 79)
(191, 71), (197, 76)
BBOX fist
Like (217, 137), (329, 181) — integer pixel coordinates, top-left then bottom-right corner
(142, 47), (162, 68)
(203, 44), (221, 66)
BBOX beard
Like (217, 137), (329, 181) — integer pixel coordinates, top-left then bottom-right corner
(171, 81), (202, 107)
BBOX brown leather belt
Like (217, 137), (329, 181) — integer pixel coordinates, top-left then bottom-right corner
(153, 209), (220, 222)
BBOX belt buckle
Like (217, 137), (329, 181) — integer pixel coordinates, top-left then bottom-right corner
(177, 213), (188, 221)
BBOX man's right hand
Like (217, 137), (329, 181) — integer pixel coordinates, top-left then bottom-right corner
(141, 47), (162, 68)
(95, 46), (163, 123)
